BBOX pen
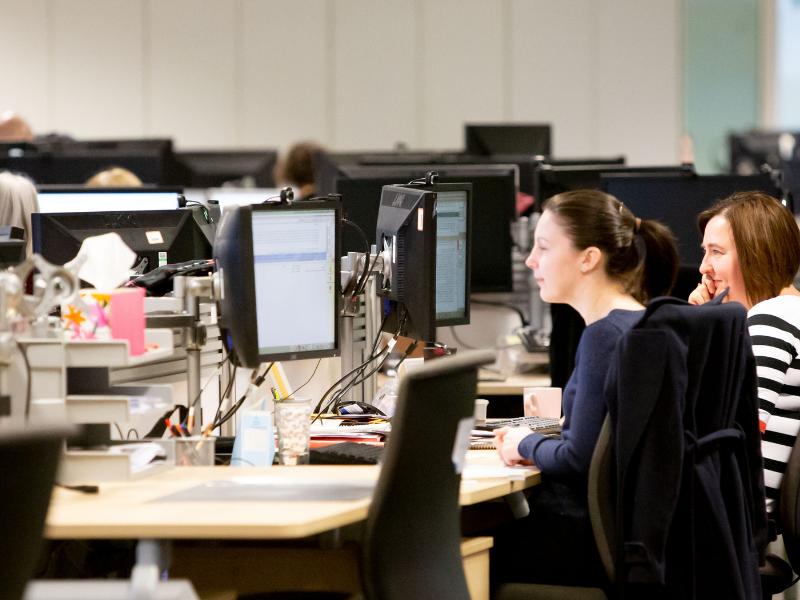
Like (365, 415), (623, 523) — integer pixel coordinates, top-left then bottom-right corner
(187, 406), (195, 433)
(271, 387), (281, 401)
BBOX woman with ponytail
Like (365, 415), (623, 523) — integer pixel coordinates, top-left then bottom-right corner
(491, 189), (678, 587)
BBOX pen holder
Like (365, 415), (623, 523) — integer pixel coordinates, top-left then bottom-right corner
(274, 397), (312, 466)
(174, 436), (215, 466)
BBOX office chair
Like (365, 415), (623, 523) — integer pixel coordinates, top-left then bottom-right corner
(761, 428), (800, 597)
(0, 426), (71, 600)
(361, 349), (496, 600)
(240, 349), (496, 600)
(498, 298), (768, 600)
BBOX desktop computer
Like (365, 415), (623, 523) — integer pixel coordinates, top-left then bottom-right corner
(375, 182), (472, 342)
(32, 206), (213, 275)
(464, 123), (551, 156)
(213, 199), (342, 367)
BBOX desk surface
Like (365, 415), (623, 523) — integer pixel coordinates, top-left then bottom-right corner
(477, 372), (551, 396)
(46, 453), (539, 540)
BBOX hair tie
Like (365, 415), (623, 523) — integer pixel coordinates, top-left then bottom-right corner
(634, 217), (642, 233)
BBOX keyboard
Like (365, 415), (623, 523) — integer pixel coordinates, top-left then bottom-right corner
(475, 416), (561, 434)
(310, 442), (384, 465)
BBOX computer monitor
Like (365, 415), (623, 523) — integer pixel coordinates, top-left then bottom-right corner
(36, 186), (185, 213)
(601, 172), (783, 267)
(375, 186), (437, 342)
(729, 130), (800, 175)
(31, 206), (213, 274)
(331, 164), (515, 293)
(214, 199), (341, 368)
(533, 163), (695, 212)
(465, 123), (551, 156)
(174, 150), (278, 188)
(0, 226), (25, 268)
(0, 138), (179, 185)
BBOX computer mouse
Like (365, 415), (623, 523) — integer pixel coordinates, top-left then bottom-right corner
(338, 401), (386, 416)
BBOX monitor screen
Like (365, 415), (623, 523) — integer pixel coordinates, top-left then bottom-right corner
(465, 123), (551, 156)
(0, 138), (178, 185)
(36, 187), (184, 213)
(214, 199), (341, 367)
(601, 173), (783, 267)
(175, 150), (278, 188)
(32, 207), (213, 273)
(435, 190), (469, 324)
(533, 163), (695, 212)
(252, 208), (338, 357)
(332, 164), (514, 293)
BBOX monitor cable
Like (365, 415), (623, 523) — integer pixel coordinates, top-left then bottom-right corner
(341, 218), (371, 297)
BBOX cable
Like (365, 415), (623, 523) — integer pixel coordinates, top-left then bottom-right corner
(188, 353), (232, 410)
(341, 219), (371, 295)
(291, 358), (322, 397)
(213, 362), (273, 430)
(312, 345), (390, 419)
(470, 299), (528, 327)
(211, 363), (238, 432)
(113, 423), (125, 440)
(16, 341), (31, 419)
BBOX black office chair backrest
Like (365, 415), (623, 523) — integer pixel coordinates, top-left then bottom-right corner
(587, 416), (616, 584)
(0, 426), (70, 600)
(360, 349), (495, 600)
(780, 426), (800, 571)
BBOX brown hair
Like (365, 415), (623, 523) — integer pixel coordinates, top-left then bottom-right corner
(274, 141), (323, 188)
(698, 191), (800, 305)
(545, 189), (679, 303)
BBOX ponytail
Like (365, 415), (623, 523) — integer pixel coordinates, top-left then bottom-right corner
(635, 218), (679, 303)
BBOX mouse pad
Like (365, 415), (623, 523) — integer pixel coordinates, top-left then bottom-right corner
(152, 478), (375, 503)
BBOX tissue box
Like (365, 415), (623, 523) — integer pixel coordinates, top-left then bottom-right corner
(62, 287), (146, 355)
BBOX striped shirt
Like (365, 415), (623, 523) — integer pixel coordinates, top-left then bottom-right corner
(748, 295), (800, 512)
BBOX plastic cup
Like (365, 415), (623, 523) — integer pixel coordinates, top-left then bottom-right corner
(274, 397), (313, 466)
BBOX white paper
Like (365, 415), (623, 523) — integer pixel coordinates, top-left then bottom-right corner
(65, 232), (137, 291)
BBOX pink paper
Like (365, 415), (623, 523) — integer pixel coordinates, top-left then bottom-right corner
(109, 287), (145, 356)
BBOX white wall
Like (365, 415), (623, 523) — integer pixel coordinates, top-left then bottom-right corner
(0, 0), (682, 164)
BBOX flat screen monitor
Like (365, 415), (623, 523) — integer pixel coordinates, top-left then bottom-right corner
(601, 173), (783, 267)
(729, 130), (800, 175)
(31, 206), (213, 273)
(36, 186), (185, 213)
(175, 150), (278, 188)
(214, 199), (341, 367)
(0, 138), (179, 185)
(465, 123), (551, 156)
(0, 225), (25, 268)
(533, 163), (695, 212)
(332, 164), (515, 293)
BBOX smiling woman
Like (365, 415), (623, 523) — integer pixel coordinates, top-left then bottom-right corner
(689, 191), (800, 513)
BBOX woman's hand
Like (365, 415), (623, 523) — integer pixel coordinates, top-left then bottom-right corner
(688, 274), (717, 305)
(494, 426), (535, 466)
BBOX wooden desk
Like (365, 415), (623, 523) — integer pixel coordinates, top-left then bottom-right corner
(477, 372), (551, 396)
(46, 455), (539, 600)
(46, 460), (533, 540)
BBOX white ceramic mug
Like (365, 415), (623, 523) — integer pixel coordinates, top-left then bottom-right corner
(523, 387), (562, 419)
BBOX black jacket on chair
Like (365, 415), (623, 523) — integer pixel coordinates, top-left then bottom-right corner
(603, 297), (768, 600)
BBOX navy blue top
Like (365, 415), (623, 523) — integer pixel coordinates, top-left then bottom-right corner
(518, 309), (643, 481)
